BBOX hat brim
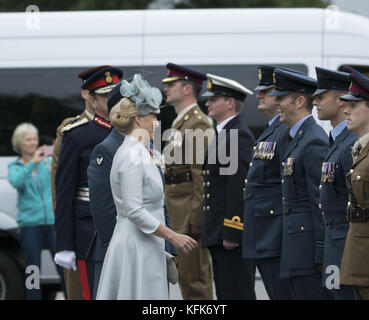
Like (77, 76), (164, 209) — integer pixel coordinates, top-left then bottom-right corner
(94, 84), (117, 94)
(162, 77), (180, 84)
(339, 93), (364, 101)
(268, 90), (291, 97)
(202, 91), (217, 97)
(312, 88), (329, 98)
(254, 84), (274, 91)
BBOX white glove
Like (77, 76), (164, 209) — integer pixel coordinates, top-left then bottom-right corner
(54, 251), (77, 271)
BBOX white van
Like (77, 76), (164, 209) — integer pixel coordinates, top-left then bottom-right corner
(0, 7), (369, 299)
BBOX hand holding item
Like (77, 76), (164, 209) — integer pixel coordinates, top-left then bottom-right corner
(32, 146), (46, 164)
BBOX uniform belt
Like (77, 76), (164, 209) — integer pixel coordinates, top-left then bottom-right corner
(347, 206), (369, 223)
(165, 171), (192, 185)
(75, 187), (89, 202)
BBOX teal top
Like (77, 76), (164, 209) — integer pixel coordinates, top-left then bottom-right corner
(8, 157), (55, 227)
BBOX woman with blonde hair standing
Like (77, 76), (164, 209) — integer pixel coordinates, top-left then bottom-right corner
(8, 123), (65, 299)
(96, 74), (197, 300)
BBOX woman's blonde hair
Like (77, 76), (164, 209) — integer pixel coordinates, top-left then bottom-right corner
(11, 123), (38, 154)
(109, 97), (137, 134)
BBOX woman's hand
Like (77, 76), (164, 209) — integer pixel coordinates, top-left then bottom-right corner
(32, 146), (46, 164)
(170, 233), (198, 255)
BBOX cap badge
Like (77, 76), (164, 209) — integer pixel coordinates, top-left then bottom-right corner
(349, 81), (353, 90)
(97, 156), (104, 166)
(273, 73), (277, 84)
(258, 69), (262, 81)
(207, 80), (213, 90)
(105, 72), (113, 84)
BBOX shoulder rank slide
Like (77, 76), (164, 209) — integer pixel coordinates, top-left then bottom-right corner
(61, 118), (89, 133)
(224, 216), (244, 231)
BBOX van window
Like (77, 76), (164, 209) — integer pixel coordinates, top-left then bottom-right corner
(0, 64), (307, 156)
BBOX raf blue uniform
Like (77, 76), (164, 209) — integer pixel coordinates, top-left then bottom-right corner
(55, 116), (112, 299)
(86, 127), (124, 299)
(313, 67), (356, 299)
(201, 74), (256, 300)
(242, 65), (292, 300)
(269, 68), (332, 300)
(320, 124), (356, 299)
(242, 116), (292, 299)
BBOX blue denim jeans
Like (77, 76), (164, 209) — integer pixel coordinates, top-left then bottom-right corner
(19, 225), (66, 300)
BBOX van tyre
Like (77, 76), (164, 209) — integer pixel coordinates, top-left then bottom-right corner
(0, 252), (24, 300)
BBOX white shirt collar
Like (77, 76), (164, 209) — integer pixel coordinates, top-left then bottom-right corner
(216, 115), (237, 132)
(85, 109), (94, 120)
(171, 103), (197, 128)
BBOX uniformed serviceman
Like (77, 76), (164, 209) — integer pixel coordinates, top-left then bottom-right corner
(51, 65), (109, 300)
(53, 66), (123, 300)
(269, 68), (332, 299)
(162, 63), (214, 300)
(339, 68), (369, 300)
(201, 73), (256, 299)
(242, 65), (293, 300)
(85, 84), (125, 299)
(312, 67), (356, 300)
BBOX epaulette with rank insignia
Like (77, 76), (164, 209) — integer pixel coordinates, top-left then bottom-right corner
(61, 118), (89, 133)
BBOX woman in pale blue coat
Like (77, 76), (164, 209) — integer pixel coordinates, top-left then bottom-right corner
(8, 123), (65, 300)
(96, 75), (198, 300)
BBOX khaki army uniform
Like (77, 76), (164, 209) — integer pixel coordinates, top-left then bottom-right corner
(51, 109), (93, 300)
(341, 135), (369, 300)
(164, 104), (215, 300)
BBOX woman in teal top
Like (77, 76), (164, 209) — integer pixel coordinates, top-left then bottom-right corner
(8, 123), (65, 300)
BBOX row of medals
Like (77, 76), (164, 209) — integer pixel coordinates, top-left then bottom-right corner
(254, 142), (277, 160)
(321, 162), (335, 183)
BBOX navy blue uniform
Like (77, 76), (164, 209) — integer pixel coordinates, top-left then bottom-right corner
(242, 116), (293, 299)
(320, 126), (356, 299)
(55, 116), (111, 299)
(279, 116), (332, 299)
(202, 115), (257, 300)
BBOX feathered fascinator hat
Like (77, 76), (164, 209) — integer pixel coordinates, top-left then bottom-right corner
(120, 74), (162, 116)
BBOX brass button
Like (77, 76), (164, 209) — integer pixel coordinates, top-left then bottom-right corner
(207, 181), (210, 187)
(203, 182), (206, 187)
(244, 179), (248, 184)
(203, 194), (205, 199)
(207, 170), (210, 175)
(243, 188), (246, 192)
(270, 210), (274, 215)
(282, 162), (285, 166)
(319, 204), (322, 209)
(207, 194), (210, 199)
(253, 146), (257, 151)
(350, 169), (354, 174)
(249, 162), (253, 167)
(203, 206), (205, 211)
(207, 206), (210, 211)
(357, 176), (361, 180)
(300, 226), (305, 231)
(319, 185), (322, 191)
(281, 179), (284, 184)
(202, 171), (205, 175)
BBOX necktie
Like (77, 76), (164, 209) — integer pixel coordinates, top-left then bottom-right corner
(329, 132), (334, 147)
